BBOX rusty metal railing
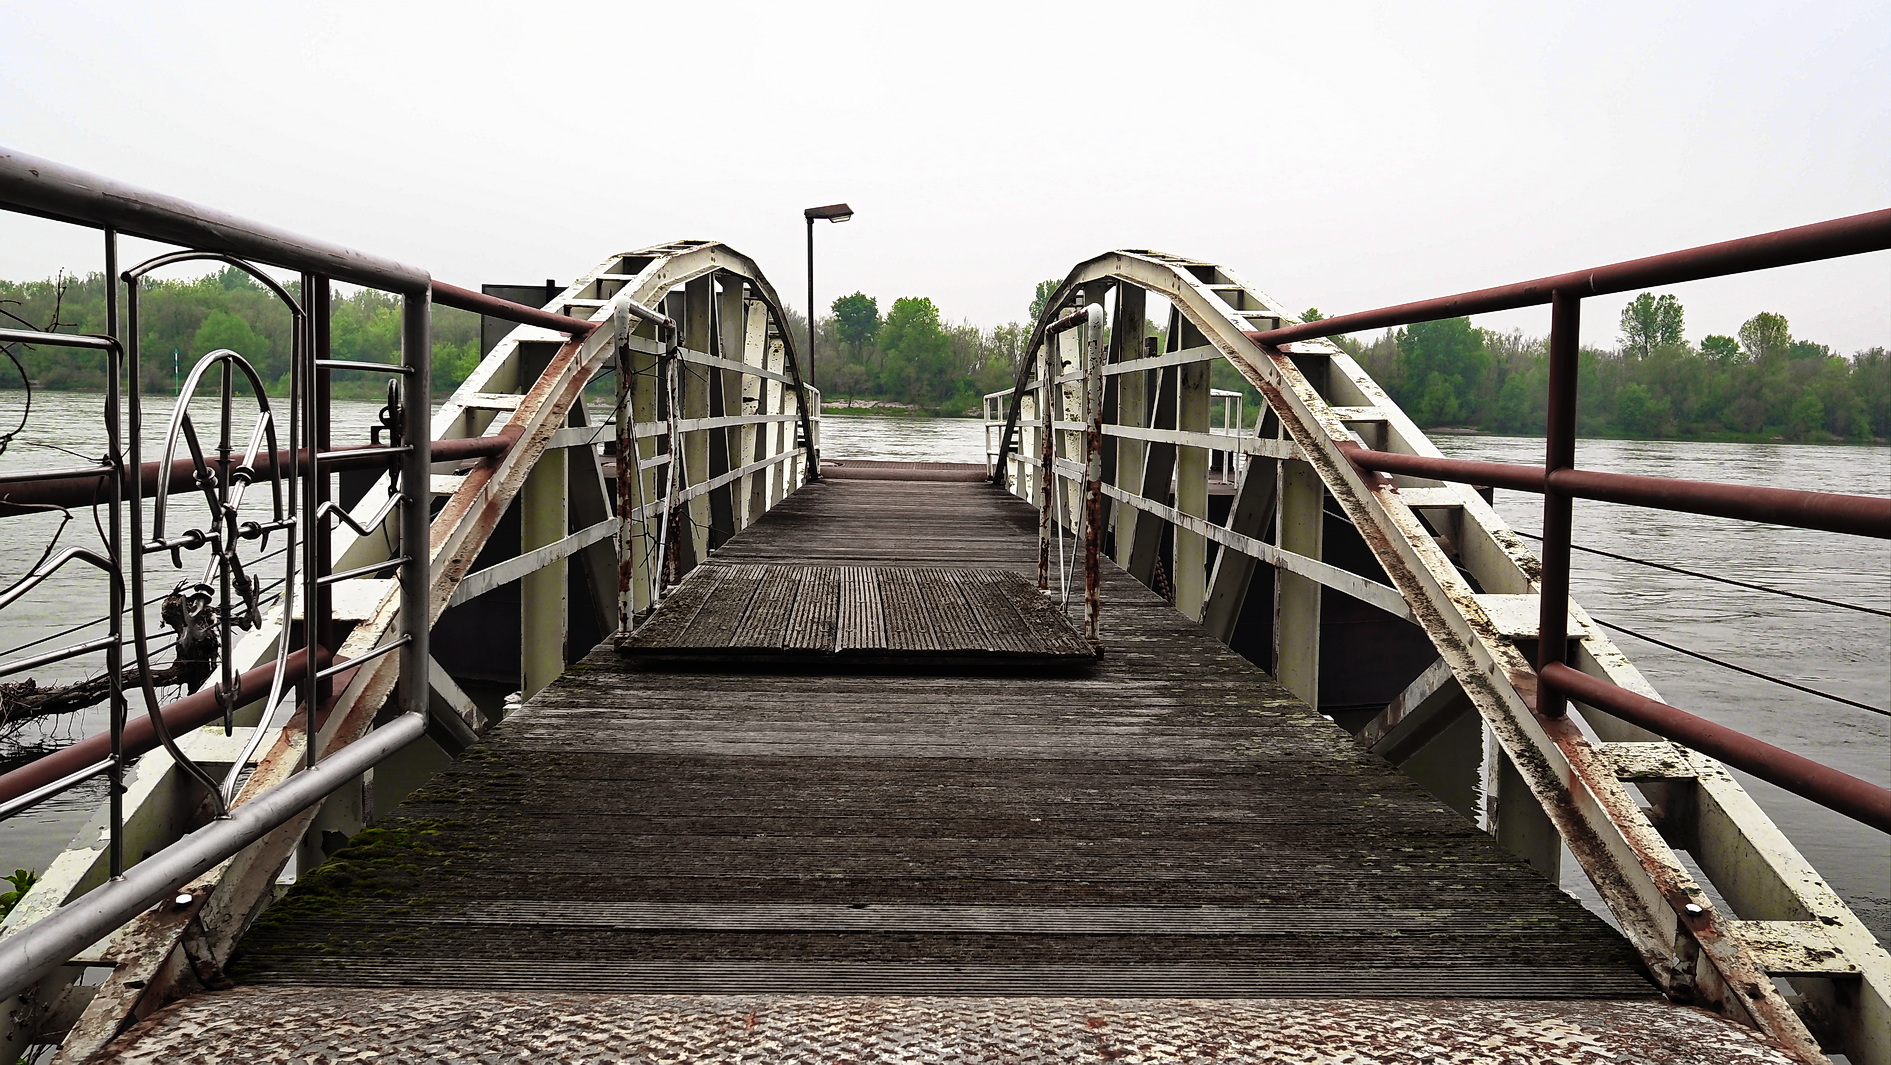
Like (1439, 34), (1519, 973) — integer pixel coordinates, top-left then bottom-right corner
(1245, 208), (1891, 833)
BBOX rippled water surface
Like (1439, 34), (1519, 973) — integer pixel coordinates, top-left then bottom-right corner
(4, 403), (1885, 944)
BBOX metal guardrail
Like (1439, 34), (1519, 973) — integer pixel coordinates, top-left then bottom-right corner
(0, 143), (434, 1009)
(996, 229), (1889, 1064)
(0, 149), (819, 1059)
(1248, 210), (1891, 828)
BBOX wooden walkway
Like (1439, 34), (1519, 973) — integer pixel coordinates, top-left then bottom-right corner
(617, 563), (1099, 666)
(224, 477), (1649, 997)
(92, 475), (1818, 1062)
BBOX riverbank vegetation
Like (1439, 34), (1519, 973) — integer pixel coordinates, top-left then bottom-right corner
(0, 269), (481, 399)
(1336, 296), (1889, 443)
(3, 270), (1885, 442)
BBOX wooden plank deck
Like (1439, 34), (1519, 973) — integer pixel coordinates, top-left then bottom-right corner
(618, 563), (1098, 666)
(226, 477), (1650, 999)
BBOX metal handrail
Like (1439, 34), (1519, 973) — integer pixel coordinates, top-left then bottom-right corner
(1243, 208), (1891, 827)
(1338, 443), (1891, 538)
(1246, 208), (1891, 347)
(0, 146), (428, 292)
(0, 143), (434, 1005)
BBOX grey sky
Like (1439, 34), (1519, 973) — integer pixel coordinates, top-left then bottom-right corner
(4, 0), (1887, 353)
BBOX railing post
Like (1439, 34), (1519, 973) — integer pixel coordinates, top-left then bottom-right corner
(1037, 330), (1055, 590)
(1082, 304), (1104, 643)
(1275, 457), (1324, 708)
(398, 288), (431, 721)
(311, 276), (335, 704)
(679, 276), (714, 569)
(741, 298), (769, 527)
(1174, 353), (1211, 620)
(521, 375), (568, 700)
(1537, 290), (1580, 717)
(1108, 288), (1147, 567)
(766, 335), (789, 506)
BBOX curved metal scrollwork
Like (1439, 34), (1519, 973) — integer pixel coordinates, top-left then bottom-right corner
(123, 252), (308, 815)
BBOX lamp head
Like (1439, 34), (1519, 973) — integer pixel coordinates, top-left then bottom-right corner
(804, 203), (854, 223)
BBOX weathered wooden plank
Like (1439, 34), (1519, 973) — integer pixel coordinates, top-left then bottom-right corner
(623, 560), (1093, 664)
(833, 565), (883, 652)
(783, 566), (838, 651)
(727, 566), (798, 650)
(231, 478), (1650, 1003)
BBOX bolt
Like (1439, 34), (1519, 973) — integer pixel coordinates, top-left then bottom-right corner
(174, 893), (194, 907)
(1684, 903), (1703, 915)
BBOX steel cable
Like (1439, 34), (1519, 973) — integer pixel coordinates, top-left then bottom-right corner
(1589, 616), (1888, 719)
(1509, 528), (1891, 619)
(1327, 508), (1888, 717)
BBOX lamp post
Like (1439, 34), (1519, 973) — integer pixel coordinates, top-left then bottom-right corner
(803, 203), (853, 390)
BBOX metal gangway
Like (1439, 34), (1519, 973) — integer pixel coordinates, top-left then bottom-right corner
(0, 145), (1884, 1063)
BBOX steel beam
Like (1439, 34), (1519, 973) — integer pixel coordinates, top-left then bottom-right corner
(1173, 357), (1211, 619)
(1274, 458), (1324, 708)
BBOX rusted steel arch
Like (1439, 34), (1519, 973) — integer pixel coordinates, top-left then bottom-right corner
(13, 238), (821, 1061)
(994, 248), (1888, 1065)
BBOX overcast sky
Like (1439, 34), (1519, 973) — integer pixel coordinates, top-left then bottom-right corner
(4, 0), (1887, 352)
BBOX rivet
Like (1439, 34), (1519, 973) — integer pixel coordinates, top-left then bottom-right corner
(175, 893), (194, 907)
(1684, 903), (1703, 915)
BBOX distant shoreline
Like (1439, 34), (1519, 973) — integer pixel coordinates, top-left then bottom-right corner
(6, 386), (1883, 446)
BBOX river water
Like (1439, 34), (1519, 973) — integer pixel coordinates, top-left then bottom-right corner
(3, 402), (1885, 944)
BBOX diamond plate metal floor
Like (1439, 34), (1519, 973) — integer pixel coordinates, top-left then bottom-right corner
(96, 988), (1798, 1064)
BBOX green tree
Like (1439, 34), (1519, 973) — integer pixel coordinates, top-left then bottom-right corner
(190, 309), (270, 363)
(1392, 317), (1490, 427)
(1854, 347), (1890, 438)
(1785, 387), (1825, 441)
(1301, 307), (1325, 323)
(878, 296), (954, 405)
(1029, 279), (1060, 322)
(1618, 292), (1684, 358)
(1614, 382), (1671, 435)
(1700, 334), (1742, 362)
(1739, 312), (1792, 363)
(832, 292), (880, 355)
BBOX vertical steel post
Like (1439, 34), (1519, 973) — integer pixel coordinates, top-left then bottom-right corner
(1275, 458), (1324, 708)
(103, 228), (124, 879)
(398, 292), (431, 724)
(520, 407), (568, 699)
(217, 351), (235, 735)
(1174, 356), (1211, 619)
(1081, 305), (1104, 644)
(310, 276), (334, 705)
(1537, 291), (1580, 718)
(300, 279), (321, 769)
(805, 217), (816, 391)
(1037, 331), (1055, 590)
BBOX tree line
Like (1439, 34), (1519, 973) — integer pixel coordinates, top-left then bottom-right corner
(5, 268), (1885, 443)
(1331, 295), (1888, 442)
(0, 268), (483, 400)
(800, 292), (1027, 415)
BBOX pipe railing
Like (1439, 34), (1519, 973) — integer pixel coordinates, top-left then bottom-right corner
(1247, 208), (1891, 830)
(0, 648), (332, 814)
(0, 146), (435, 1005)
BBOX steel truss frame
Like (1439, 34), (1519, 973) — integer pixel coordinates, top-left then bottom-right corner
(991, 249), (1887, 1065)
(0, 170), (817, 1055)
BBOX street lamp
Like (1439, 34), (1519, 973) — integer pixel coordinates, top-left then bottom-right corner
(803, 202), (853, 389)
